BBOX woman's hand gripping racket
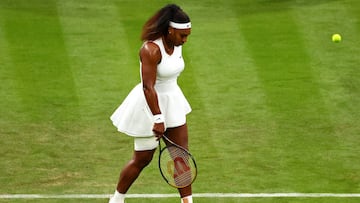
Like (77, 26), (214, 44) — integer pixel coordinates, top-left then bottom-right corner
(158, 135), (197, 188)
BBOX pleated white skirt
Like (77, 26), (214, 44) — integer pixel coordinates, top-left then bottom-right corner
(110, 81), (191, 137)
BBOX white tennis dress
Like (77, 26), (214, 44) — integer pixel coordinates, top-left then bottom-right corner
(110, 38), (191, 137)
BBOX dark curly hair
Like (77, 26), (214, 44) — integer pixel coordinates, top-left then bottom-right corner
(141, 4), (191, 41)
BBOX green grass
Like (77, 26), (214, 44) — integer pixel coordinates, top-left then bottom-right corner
(1, 198), (360, 203)
(0, 0), (359, 202)
(2, 198), (360, 203)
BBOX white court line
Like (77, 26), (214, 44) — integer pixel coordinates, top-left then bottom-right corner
(1, 193), (360, 199)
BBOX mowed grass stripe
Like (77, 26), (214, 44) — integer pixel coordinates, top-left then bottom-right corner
(234, 1), (338, 191)
(56, 1), (131, 122)
(291, 1), (360, 192)
(0, 4), (24, 193)
(349, 0), (360, 37)
(181, 3), (234, 192)
(0, 0), (79, 123)
(178, 1), (274, 192)
(179, 3), (224, 192)
(56, 1), (147, 194)
(0, 0), (84, 194)
(0, 11), (20, 121)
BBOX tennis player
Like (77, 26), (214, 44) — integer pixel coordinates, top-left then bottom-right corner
(109, 4), (193, 203)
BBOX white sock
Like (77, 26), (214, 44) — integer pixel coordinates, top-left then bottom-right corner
(109, 190), (125, 203)
(181, 195), (193, 203)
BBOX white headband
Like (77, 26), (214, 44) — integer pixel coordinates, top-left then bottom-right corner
(169, 21), (191, 29)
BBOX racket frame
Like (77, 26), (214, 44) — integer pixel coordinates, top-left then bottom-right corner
(158, 135), (197, 188)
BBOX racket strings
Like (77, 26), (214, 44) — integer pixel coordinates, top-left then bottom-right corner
(160, 145), (196, 188)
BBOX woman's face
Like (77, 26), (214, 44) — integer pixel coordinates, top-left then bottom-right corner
(169, 28), (191, 46)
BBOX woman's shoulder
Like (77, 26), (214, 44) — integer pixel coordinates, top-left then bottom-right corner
(141, 41), (160, 54)
(140, 40), (162, 62)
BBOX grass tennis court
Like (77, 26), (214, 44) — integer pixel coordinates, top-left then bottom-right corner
(0, 0), (359, 202)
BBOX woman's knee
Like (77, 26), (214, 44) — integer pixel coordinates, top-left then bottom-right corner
(132, 150), (155, 168)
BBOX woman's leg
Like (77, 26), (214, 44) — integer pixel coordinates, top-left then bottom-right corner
(116, 149), (156, 193)
(164, 124), (192, 199)
(110, 137), (158, 203)
(110, 149), (156, 203)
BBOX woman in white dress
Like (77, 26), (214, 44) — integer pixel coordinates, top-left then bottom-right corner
(109, 4), (193, 203)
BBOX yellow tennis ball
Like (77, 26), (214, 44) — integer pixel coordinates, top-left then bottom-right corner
(332, 34), (341, 43)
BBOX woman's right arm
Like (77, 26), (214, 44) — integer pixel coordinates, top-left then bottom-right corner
(139, 42), (165, 137)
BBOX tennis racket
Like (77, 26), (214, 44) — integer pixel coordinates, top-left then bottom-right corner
(158, 135), (197, 188)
